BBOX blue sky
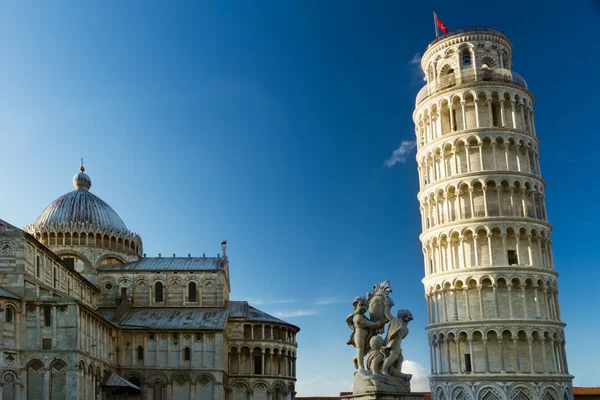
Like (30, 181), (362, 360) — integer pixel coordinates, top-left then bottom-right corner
(1, 0), (598, 395)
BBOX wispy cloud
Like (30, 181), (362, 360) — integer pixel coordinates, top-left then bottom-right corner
(272, 310), (318, 318)
(247, 298), (296, 306)
(409, 52), (421, 65)
(314, 298), (343, 306)
(384, 140), (416, 167)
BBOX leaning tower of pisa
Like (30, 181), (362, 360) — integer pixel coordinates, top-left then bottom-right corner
(414, 27), (574, 400)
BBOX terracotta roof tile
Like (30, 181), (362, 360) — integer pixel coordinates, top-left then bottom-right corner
(574, 387), (600, 395)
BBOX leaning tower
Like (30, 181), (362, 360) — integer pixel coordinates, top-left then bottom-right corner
(414, 27), (574, 400)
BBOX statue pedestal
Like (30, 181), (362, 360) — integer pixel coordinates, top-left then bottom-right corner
(342, 371), (425, 400)
(341, 393), (425, 400)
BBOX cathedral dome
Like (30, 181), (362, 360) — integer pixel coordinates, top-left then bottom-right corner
(30, 166), (128, 233)
(24, 165), (143, 256)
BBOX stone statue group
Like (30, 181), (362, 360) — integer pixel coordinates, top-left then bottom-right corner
(346, 281), (413, 394)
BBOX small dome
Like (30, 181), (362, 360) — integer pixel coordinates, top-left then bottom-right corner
(73, 166), (92, 191)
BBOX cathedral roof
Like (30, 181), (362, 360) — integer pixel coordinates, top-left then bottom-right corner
(229, 301), (299, 329)
(98, 308), (230, 330)
(0, 287), (20, 299)
(97, 256), (223, 271)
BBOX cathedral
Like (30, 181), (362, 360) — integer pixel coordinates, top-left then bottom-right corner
(414, 27), (574, 399)
(0, 166), (299, 400)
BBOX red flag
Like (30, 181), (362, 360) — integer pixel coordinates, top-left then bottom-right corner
(436, 14), (449, 34)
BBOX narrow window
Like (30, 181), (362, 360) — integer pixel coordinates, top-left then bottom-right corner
(5, 307), (13, 323)
(188, 282), (197, 302)
(507, 250), (518, 265)
(464, 354), (472, 372)
(44, 305), (52, 327)
(36, 256), (41, 278)
(172, 333), (178, 340)
(184, 347), (191, 361)
(53, 267), (58, 288)
(195, 333), (203, 341)
(42, 338), (52, 350)
(137, 346), (144, 361)
(155, 282), (163, 303)
(149, 333), (155, 340)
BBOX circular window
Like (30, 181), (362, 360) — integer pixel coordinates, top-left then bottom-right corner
(104, 283), (113, 290)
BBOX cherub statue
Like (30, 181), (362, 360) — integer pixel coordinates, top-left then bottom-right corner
(381, 300), (413, 380)
(347, 296), (385, 370)
(366, 335), (386, 375)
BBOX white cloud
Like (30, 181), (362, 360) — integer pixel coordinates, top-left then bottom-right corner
(384, 140), (417, 167)
(410, 52), (421, 65)
(314, 298), (343, 306)
(402, 360), (430, 392)
(272, 310), (318, 318)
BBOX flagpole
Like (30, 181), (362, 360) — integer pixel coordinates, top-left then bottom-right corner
(433, 12), (439, 38)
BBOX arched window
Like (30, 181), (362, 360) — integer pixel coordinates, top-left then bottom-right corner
(36, 256), (41, 278)
(462, 47), (471, 66)
(184, 347), (191, 361)
(5, 307), (14, 323)
(137, 346), (144, 361)
(188, 282), (197, 302)
(155, 282), (164, 303)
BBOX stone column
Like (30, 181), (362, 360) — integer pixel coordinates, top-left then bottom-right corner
(445, 338), (451, 373)
(430, 342), (436, 374)
(442, 291), (448, 322)
(522, 286), (528, 319)
(464, 288), (471, 320)
(473, 235), (479, 266)
(510, 101), (517, 128)
(544, 287), (551, 319)
(507, 284), (514, 318)
(487, 234), (493, 265)
(534, 285), (541, 318)
(513, 339), (521, 372)
(483, 339), (490, 372)
(452, 289), (458, 321)
(466, 146), (472, 173)
(502, 234), (508, 264)
(461, 101), (467, 130)
(469, 189), (475, 218)
(52, 305), (57, 349)
(527, 338), (535, 373)
(477, 285), (485, 319)
(460, 236), (467, 268)
(541, 339), (548, 373)
(43, 367), (50, 400)
(468, 340), (475, 373)
(499, 340), (505, 373)
(455, 339), (462, 373)
(515, 233), (521, 264)
(437, 340), (443, 374)
(561, 341), (569, 374)
(493, 284), (499, 318)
